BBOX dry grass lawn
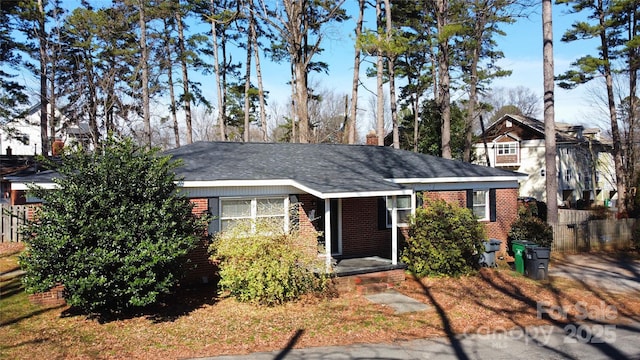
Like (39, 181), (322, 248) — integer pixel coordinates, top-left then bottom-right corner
(1, 244), (639, 359)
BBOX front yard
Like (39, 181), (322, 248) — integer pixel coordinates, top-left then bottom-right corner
(1, 245), (639, 359)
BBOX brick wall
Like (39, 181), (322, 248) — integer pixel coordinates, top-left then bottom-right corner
(341, 197), (391, 257)
(183, 198), (217, 285)
(28, 284), (65, 307)
(422, 189), (518, 254)
(423, 190), (467, 207)
(485, 188), (519, 254)
(296, 195), (391, 258)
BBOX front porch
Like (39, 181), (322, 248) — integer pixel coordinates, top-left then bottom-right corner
(329, 256), (408, 294)
(331, 256), (407, 277)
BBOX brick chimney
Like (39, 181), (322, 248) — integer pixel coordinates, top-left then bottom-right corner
(366, 130), (378, 146)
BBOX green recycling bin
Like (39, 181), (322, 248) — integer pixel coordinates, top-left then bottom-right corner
(512, 240), (536, 274)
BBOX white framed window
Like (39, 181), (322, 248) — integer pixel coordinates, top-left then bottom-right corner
(386, 195), (412, 228)
(564, 170), (572, 182)
(496, 142), (518, 155)
(541, 168), (546, 177)
(472, 190), (489, 221)
(219, 197), (287, 232)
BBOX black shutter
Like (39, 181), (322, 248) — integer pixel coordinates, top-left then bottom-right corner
(208, 197), (219, 235)
(378, 197), (388, 230)
(489, 189), (497, 222)
(466, 189), (473, 209)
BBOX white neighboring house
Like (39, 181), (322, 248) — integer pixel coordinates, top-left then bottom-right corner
(0, 103), (92, 155)
(473, 114), (616, 208)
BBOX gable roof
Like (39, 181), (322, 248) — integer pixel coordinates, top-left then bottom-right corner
(482, 114), (579, 143)
(164, 141), (524, 198)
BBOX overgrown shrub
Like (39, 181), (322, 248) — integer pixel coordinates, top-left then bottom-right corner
(402, 199), (486, 277)
(507, 215), (554, 252)
(210, 220), (327, 305)
(19, 138), (206, 316)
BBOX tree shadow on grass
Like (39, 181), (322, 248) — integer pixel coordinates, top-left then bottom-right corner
(1, 277), (25, 300)
(478, 269), (635, 359)
(410, 271), (470, 360)
(0, 304), (66, 327)
(274, 329), (305, 360)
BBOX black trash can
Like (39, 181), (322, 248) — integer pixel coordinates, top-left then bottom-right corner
(525, 246), (550, 280)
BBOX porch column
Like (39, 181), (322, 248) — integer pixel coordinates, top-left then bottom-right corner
(391, 195), (398, 265)
(324, 198), (332, 272)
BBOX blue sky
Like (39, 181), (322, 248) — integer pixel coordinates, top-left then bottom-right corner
(8, 1), (606, 133)
(251, 1), (606, 133)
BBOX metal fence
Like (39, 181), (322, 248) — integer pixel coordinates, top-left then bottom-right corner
(0, 204), (30, 243)
(552, 209), (636, 252)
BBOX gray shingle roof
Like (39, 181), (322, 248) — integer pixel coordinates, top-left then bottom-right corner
(165, 141), (523, 196)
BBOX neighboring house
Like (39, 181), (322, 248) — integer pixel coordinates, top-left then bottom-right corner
(8, 140), (525, 279)
(0, 103), (92, 156)
(473, 114), (616, 208)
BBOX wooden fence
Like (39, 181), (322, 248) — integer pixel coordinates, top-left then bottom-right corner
(552, 209), (636, 252)
(1, 204), (30, 243)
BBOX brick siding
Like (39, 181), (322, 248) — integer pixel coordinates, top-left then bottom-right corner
(485, 188), (519, 254)
(182, 198), (217, 285)
(28, 284), (65, 307)
(422, 189), (518, 255)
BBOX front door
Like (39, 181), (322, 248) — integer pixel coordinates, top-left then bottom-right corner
(317, 198), (341, 256)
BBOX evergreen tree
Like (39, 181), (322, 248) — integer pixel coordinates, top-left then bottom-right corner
(20, 137), (206, 316)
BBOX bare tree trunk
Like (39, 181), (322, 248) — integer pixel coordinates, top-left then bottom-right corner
(49, 43), (56, 149)
(375, 0), (385, 146)
(384, 0), (398, 149)
(138, 0), (151, 147)
(463, 45), (480, 163)
(348, 0), (365, 145)
(597, 0), (627, 214)
(625, 7), (638, 209)
(436, 0), (451, 159)
(479, 115), (490, 166)
(175, 0), (193, 144)
(210, 1), (227, 141)
(543, 0), (558, 224)
(37, 0), (48, 155)
(247, 0), (267, 142)
(253, 35), (267, 142)
(163, 21), (180, 148)
(413, 95), (419, 152)
(295, 61), (310, 143)
(243, 14), (253, 142)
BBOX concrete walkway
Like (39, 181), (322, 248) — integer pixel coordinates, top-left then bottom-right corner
(365, 290), (430, 314)
(549, 254), (640, 294)
(195, 322), (640, 360)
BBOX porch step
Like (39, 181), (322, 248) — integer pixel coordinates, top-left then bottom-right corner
(356, 282), (394, 295)
(333, 269), (406, 294)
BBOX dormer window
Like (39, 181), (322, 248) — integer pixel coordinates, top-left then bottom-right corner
(496, 142), (518, 155)
(494, 142), (520, 165)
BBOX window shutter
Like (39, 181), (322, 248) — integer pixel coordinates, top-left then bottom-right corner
(466, 189), (473, 209)
(378, 197), (387, 230)
(208, 197), (219, 235)
(489, 189), (497, 222)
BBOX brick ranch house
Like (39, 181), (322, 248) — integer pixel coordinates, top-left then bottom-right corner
(9, 140), (525, 287)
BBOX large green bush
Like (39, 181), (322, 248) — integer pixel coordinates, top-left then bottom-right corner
(19, 138), (206, 315)
(210, 219), (327, 305)
(402, 199), (486, 277)
(507, 215), (554, 250)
